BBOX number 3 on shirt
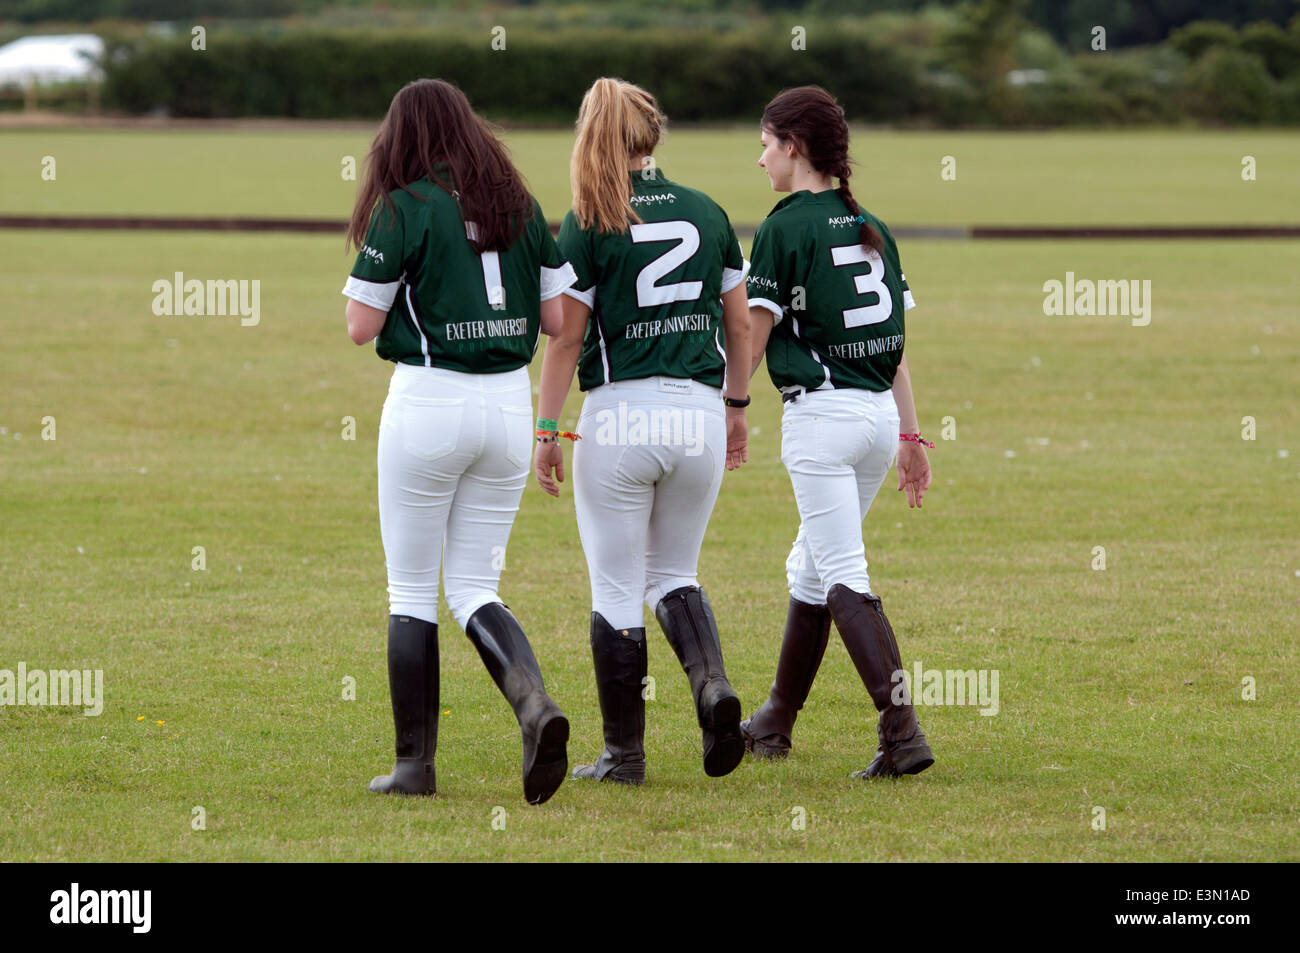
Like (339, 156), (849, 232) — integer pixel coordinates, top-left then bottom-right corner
(830, 243), (893, 328)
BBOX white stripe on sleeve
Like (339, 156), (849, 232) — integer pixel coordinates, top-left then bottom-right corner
(563, 285), (596, 308)
(721, 257), (751, 294)
(342, 275), (400, 311)
(748, 296), (784, 325)
(541, 262), (578, 301)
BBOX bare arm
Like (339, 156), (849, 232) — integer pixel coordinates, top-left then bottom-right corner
(534, 294), (589, 497)
(720, 284), (750, 470)
(539, 294), (564, 337)
(720, 285), (751, 401)
(345, 298), (388, 345)
(748, 306), (775, 380)
(891, 353), (920, 434)
(891, 353), (931, 508)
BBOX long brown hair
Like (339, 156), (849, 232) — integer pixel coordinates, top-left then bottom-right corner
(347, 78), (531, 254)
(761, 85), (884, 253)
(570, 78), (666, 234)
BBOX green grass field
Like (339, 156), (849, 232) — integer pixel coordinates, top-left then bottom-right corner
(3, 126), (1300, 227)
(1, 128), (1298, 861)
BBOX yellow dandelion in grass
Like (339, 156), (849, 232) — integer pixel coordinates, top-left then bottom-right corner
(136, 715), (145, 722)
(443, 710), (451, 715)
(156, 720), (166, 726)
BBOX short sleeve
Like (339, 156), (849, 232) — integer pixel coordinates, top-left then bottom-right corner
(534, 201), (577, 301)
(719, 214), (750, 294)
(342, 199), (405, 311)
(557, 211), (596, 308)
(883, 226), (915, 312)
(745, 221), (785, 323)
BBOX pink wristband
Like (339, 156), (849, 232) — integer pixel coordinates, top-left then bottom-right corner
(900, 433), (935, 449)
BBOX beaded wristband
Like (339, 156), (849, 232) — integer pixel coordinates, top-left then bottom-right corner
(536, 429), (582, 444)
(900, 432), (935, 449)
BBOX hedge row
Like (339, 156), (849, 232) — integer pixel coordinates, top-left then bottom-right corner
(101, 29), (932, 123)
(98, 26), (1300, 125)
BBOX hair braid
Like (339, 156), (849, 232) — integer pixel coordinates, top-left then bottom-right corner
(761, 85), (884, 254)
(834, 162), (884, 254)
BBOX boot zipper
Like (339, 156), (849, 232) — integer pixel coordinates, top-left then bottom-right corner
(680, 590), (719, 683)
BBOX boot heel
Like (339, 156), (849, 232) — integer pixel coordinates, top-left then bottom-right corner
(891, 738), (935, 775)
(524, 708), (569, 805)
(703, 688), (744, 778)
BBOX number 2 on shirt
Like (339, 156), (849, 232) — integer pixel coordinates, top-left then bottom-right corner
(630, 220), (704, 308)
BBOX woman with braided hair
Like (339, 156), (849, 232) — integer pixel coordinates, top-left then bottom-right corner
(740, 85), (936, 778)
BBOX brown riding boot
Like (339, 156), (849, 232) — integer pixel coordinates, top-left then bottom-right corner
(825, 584), (934, 778)
(740, 598), (832, 759)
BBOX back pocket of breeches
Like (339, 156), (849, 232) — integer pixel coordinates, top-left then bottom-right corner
(500, 405), (533, 470)
(400, 396), (465, 461)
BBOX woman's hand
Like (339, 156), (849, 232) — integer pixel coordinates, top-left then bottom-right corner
(896, 440), (931, 508)
(535, 441), (566, 497)
(725, 408), (748, 471)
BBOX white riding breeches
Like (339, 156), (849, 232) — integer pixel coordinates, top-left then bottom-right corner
(572, 376), (727, 630)
(780, 387), (900, 605)
(376, 362), (533, 628)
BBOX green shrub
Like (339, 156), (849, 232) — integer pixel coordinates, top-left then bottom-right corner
(1239, 20), (1300, 78)
(1168, 20), (1238, 61)
(94, 23), (1300, 127)
(1183, 47), (1277, 124)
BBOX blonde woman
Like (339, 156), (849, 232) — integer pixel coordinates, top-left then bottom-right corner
(534, 78), (751, 784)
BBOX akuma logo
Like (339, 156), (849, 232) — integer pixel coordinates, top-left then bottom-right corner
(630, 193), (676, 205)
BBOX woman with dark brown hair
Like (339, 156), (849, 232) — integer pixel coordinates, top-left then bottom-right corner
(342, 78), (577, 804)
(740, 85), (936, 779)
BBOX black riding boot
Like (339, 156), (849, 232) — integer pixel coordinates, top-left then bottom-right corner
(370, 614), (439, 795)
(572, 613), (647, 784)
(825, 584), (934, 778)
(464, 602), (569, 805)
(654, 586), (744, 778)
(741, 597), (832, 759)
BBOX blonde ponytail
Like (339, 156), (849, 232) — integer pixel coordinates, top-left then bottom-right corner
(570, 77), (666, 233)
